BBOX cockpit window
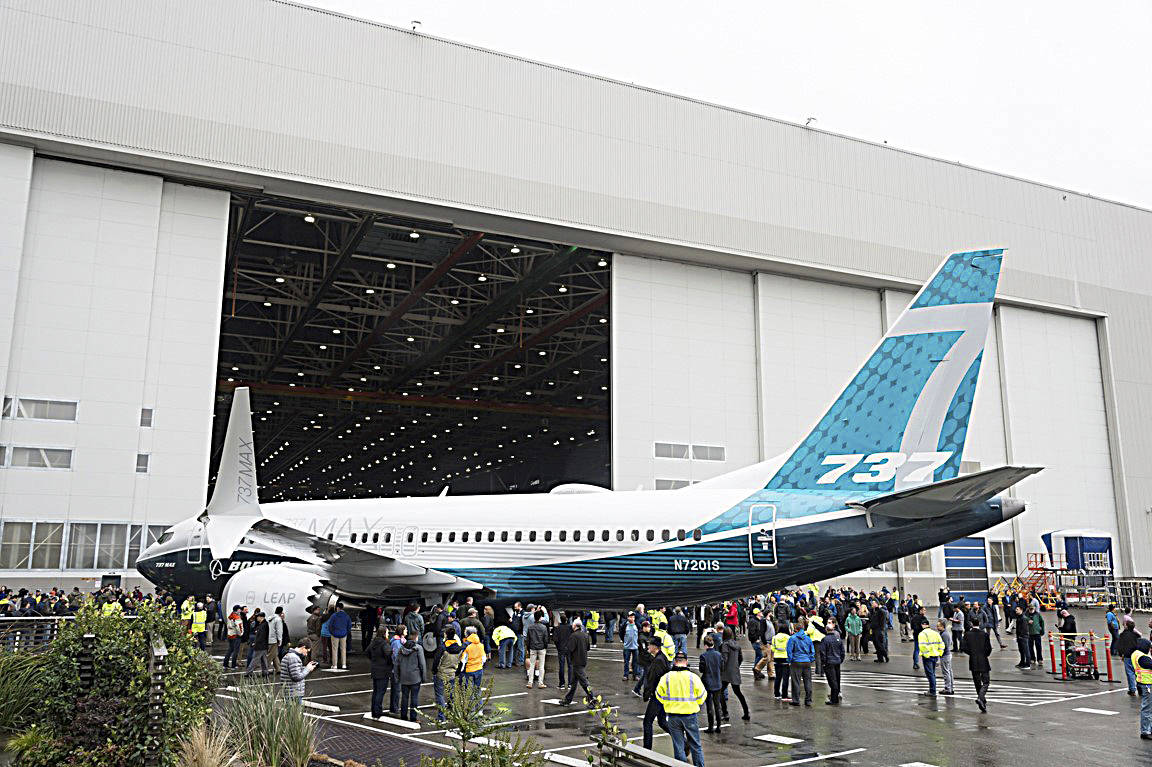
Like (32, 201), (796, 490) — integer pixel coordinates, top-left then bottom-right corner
(156, 531), (174, 544)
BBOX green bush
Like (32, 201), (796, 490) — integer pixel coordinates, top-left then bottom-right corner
(0, 650), (43, 735)
(8, 604), (219, 767)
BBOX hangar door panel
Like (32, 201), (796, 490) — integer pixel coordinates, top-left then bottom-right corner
(998, 307), (1118, 556)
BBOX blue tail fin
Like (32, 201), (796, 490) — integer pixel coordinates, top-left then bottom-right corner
(766, 249), (1004, 493)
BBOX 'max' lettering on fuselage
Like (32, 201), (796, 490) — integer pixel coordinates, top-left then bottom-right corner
(237, 438), (255, 505)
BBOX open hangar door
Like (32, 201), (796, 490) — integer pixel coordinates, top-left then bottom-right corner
(208, 195), (610, 501)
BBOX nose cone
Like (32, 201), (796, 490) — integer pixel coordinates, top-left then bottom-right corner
(1001, 497), (1026, 522)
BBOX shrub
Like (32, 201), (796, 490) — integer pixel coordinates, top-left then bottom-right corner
(175, 720), (240, 767)
(218, 680), (319, 767)
(9, 604), (219, 766)
(418, 680), (545, 767)
(0, 650), (43, 735)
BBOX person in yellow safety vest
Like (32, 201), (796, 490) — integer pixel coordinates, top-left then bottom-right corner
(492, 623), (516, 668)
(180, 597), (195, 627)
(917, 625), (946, 696)
(587, 611), (600, 647)
(101, 599), (122, 617)
(655, 652), (707, 765)
(651, 608), (667, 631)
(191, 604), (208, 651)
(806, 615), (825, 675)
(771, 625), (791, 700)
(653, 624), (676, 662)
(1131, 637), (1152, 739)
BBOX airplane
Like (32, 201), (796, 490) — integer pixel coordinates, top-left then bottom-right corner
(136, 248), (1041, 638)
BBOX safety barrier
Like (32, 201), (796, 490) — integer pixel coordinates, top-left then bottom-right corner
(0, 616), (73, 652)
(1046, 631), (1114, 682)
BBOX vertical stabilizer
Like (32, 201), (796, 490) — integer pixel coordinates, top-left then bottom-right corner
(765, 249), (1004, 493)
(200, 387), (262, 559)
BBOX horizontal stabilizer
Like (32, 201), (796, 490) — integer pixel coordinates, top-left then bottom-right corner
(851, 465), (1042, 520)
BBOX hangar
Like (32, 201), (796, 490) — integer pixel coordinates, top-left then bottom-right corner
(0, 0), (1150, 597)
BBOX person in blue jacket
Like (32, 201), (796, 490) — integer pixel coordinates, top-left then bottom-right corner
(786, 616), (815, 706)
(328, 603), (352, 670)
(697, 634), (724, 733)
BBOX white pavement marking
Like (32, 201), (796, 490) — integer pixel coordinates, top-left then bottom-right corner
(302, 700), (340, 713)
(901, 762), (943, 767)
(418, 692), (528, 708)
(755, 748), (867, 766)
(836, 669), (1100, 707)
(422, 707), (616, 736)
(363, 713), (420, 729)
(324, 667), (350, 673)
(544, 753), (589, 766)
(755, 734), (804, 745)
(306, 688), (373, 700)
(1072, 707), (1119, 715)
(446, 731), (507, 747)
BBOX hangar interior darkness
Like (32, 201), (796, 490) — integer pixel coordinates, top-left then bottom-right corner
(211, 195), (611, 501)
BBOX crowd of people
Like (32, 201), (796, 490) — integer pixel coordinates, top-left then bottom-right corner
(5, 582), (1152, 758)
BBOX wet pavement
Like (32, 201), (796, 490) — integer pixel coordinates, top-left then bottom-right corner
(213, 612), (1152, 766)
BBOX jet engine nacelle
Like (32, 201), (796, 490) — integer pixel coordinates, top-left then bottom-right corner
(220, 564), (322, 641)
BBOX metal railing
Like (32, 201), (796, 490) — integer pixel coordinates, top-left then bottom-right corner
(0, 616), (74, 652)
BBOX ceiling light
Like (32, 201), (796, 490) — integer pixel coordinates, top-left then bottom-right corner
(538, 350), (547, 356)
(386, 262), (396, 269)
(409, 231), (420, 239)
(263, 301), (272, 307)
(558, 285), (567, 293)
(231, 366), (239, 371)
(572, 369), (580, 375)
(275, 276), (285, 283)
(473, 343), (481, 349)
(359, 377), (367, 382)
(496, 327), (505, 333)
(526, 308), (534, 314)
(525, 391), (532, 395)
(513, 364), (521, 369)
(332, 328), (341, 334)
(433, 370), (440, 375)
(491, 376), (499, 381)
(373, 365), (381, 370)
(576, 395), (584, 400)
(365, 288), (375, 294)
(407, 336), (415, 342)
(599, 318), (607, 324)
(227, 377), (234, 382)
(298, 372), (304, 376)
(319, 345), (327, 350)
(510, 245), (520, 254)
(304, 214), (316, 223)
(598, 259), (608, 267)
(450, 299), (459, 305)
(478, 274), (487, 282)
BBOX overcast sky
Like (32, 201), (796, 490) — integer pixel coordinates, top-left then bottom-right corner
(306, 1), (1152, 210)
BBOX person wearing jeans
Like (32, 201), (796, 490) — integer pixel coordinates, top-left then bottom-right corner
(656, 653), (707, 766)
(366, 627), (393, 719)
(622, 614), (639, 680)
(918, 625), (945, 696)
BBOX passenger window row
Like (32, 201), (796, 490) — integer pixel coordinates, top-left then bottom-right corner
(337, 527), (705, 545)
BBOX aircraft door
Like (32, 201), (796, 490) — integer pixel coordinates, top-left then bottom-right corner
(401, 526), (418, 557)
(748, 504), (777, 567)
(188, 524), (204, 565)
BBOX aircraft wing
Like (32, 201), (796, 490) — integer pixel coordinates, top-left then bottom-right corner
(850, 465), (1042, 520)
(244, 518), (484, 597)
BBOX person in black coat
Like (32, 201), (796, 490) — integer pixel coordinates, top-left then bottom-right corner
(720, 628), (750, 720)
(820, 621), (845, 705)
(366, 627), (394, 719)
(963, 621), (993, 712)
(559, 622), (594, 706)
(698, 635), (724, 732)
(640, 637), (671, 748)
(552, 613), (573, 688)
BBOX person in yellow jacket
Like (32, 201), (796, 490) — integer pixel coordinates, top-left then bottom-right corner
(460, 627), (487, 689)
(806, 615), (826, 675)
(652, 624), (676, 662)
(770, 625), (791, 700)
(917, 625), (946, 696)
(656, 652), (707, 765)
(100, 598), (122, 617)
(190, 603), (208, 650)
(586, 611), (600, 647)
(179, 596), (195, 628)
(651, 608), (667, 631)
